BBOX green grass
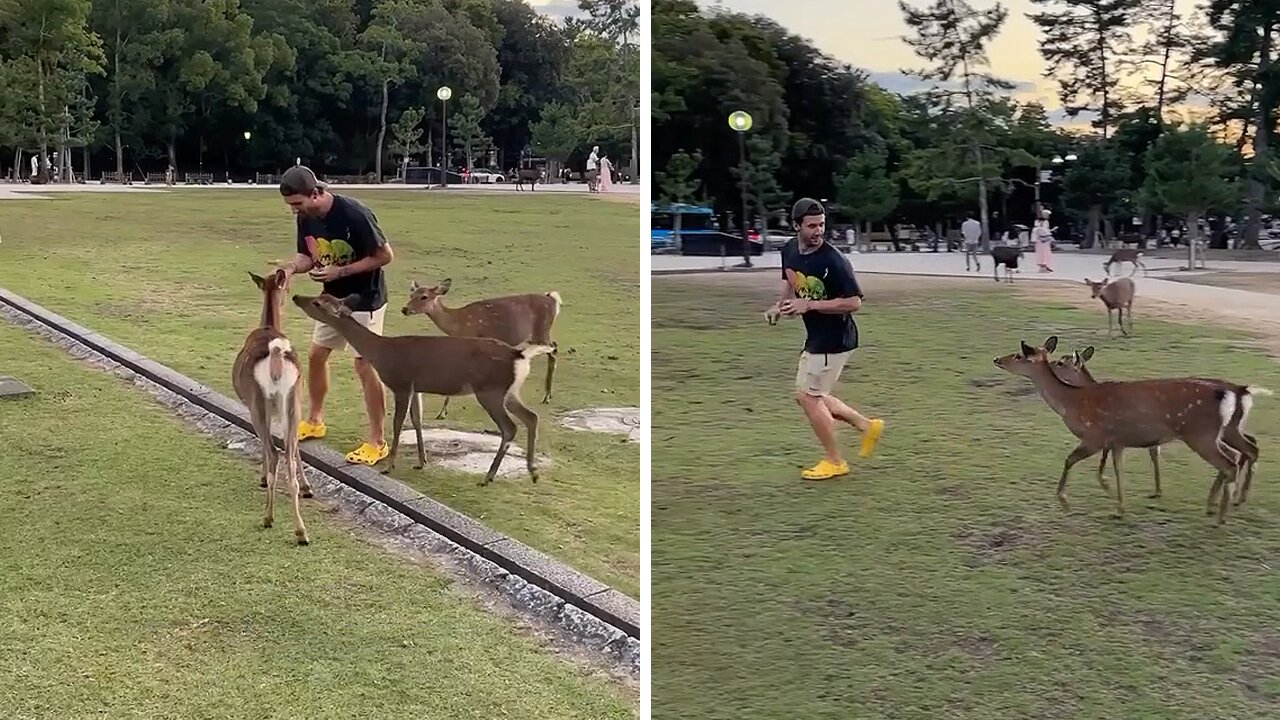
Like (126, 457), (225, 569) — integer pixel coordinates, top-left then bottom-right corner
(0, 321), (634, 719)
(652, 274), (1280, 720)
(0, 190), (638, 596)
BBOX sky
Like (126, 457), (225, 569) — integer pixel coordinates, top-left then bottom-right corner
(527, 0), (584, 20)
(693, 0), (1203, 125)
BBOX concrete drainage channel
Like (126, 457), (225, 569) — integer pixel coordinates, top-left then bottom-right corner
(0, 287), (639, 679)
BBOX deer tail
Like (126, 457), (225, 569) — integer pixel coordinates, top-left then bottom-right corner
(547, 291), (562, 316)
(1244, 386), (1273, 397)
(1216, 389), (1238, 441)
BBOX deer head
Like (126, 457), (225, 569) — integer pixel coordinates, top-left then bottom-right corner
(292, 293), (360, 323)
(1050, 346), (1096, 385)
(400, 278), (452, 316)
(249, 270), (287, 329)
(993, 335), (1059, 377)
(1083, 278), (1109, 298)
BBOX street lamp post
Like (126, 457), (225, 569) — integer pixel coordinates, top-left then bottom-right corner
(437, 86), (452, 188)
(728, 110), (753, 268)
(243, 131), (252, 184)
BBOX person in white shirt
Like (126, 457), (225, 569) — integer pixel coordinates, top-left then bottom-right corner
(960, 215), (982, 271)
(586, 146), (600, 192)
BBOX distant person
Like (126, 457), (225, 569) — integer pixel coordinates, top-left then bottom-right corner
(586, 145), (600, 192)
(1034, 210), (1055, 272)
(961, 214), (982, 271)
(274, 165), (396, 466)
(764, 198), (885, 481)
(599, 152), (614, 192)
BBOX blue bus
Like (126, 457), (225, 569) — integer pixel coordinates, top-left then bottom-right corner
(651, 202), (762, 256)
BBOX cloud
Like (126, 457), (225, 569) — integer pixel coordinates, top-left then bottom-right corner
(530, 0), (582, 20)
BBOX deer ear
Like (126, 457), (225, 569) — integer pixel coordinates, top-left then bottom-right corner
(249, 271), (266, 289)
(1083, 278), (1092, 285)
(409, 280), (420, 292)
(1044, 336), (1058, 353)
(439, 278), (452, 294)
(1081, 346), (1095, 363)
(341, 294), (362, 309)
(1020, 341), (1037, 356)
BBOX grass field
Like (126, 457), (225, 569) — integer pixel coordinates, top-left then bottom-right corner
(0, 321), (633, 719)
(0, 190), (638, 596)
(652, 273), (1280, 720)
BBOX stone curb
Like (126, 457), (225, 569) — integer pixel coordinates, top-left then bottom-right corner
(0, 287), (640, 673)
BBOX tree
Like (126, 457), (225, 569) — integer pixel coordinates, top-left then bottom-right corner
(450, 95), (489, 171)
(387, 105), (425, 179)
(1141, 123), (1240, 263)
(1027, 0), (1142, 138)
(484, 0), (569, 168)
(1061, 137), (1131, 245)
(1129, 0), (1194, 123)
(654, 150), (701, 203)
(530, 100), (579, 166)
(836, 146), (899, 236)
(354, 0), (422, 181)
(900, 0), (1012, 249)
(90, 0), (175, 176)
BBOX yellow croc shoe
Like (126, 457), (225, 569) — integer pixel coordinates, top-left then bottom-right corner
(345, 441), (389, 466)
(297, 420), (327, 441)
(801, 459), (849, 481)
(859, 419), (885, 459)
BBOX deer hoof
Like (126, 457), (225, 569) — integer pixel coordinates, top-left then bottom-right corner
(412, 463), (423, 470)
(261, 517), (273, 529)
(301, 489), (313, 499)
(1147, 493), (1161, 499)
(296, 532), (310, 546)
(259, 478), (268, 488)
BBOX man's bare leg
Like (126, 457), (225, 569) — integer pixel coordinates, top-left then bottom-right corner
(306, 344), (332, 424)
(824, 395), (870, 432)
(354, 357), (386, 446)
(796, 392), (842, 464)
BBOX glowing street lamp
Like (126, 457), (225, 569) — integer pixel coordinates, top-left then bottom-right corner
(437, 86), (452, 188)
(728, 110), (754, 267)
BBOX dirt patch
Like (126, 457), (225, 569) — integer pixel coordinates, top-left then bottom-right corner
(1163, 271), (1280, 296)
(1239, 632), (1280, 704)
(952, 516), (1045, 567)
(559, 407), (640, 442)
(968, 376), (1040, 399)
(393, 427), (548, 477)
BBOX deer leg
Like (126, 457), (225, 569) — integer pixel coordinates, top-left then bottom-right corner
(251, 402), (277, 529)
(505, 392), (541, 482)
(284, 398), (309, 545)
(1107, 308), (1115, 337)
(1147, 446), (1162, 498)
(381, 390), (411, 474)
(1185, 432), (1241, 525)
(1110, 446), (1126, 517)
(435, 396), (450, 420)
(1058, 442), (1102, 510)
(475, 389), (518, 486)
(409, 391), (427, 470)
(1237, 431), (1259, 505)
(542, 349), (557, 404)
(1096, 449), (1111, 491)
(1125, 303), (1134, 336)
(1223, 427), (1258, 506)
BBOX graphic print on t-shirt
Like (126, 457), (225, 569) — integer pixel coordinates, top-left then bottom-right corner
(303, 235), (355, 268)
(785, 268), (829, 301)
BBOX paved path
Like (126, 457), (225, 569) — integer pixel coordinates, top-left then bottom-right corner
(652, 250), (1280, 319)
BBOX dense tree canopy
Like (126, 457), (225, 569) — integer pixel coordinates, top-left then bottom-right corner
(0, 0), (639, 182)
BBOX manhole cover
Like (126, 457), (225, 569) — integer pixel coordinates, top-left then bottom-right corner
(559, 407), (640, 442)
(395, 428), (548, 477)
(0, 376), (34, 399)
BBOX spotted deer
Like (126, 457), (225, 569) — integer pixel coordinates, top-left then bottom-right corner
(401, 278), (561, 419)
(1053, 346), (1267, 508)
(994, 335), (1251, 524)
(231, 271), (310, 544)
(293, 293), (554, 485)
(1103, 247), (1147, 277)
(1084, 277), (1135, 337)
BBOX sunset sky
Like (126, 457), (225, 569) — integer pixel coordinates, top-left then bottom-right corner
(693, 0), (1204, 125)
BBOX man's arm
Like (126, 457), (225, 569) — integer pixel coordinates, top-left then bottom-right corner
(787, 255), (863, 314)
(345, 205), (395, 275)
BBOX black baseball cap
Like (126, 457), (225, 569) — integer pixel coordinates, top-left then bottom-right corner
(279, 165), (327, 196)
(791, 197), (826, 223)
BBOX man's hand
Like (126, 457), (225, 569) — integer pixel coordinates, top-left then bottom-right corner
(308, 265), (345, 283)
(764, 304), (782, 325)
(779, 298), (810, 316)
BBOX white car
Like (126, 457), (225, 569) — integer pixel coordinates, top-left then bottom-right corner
(468, 168), (505, 184)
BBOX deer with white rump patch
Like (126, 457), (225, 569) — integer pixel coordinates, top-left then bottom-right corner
(231, 271), (310, 545)
(1052, 345), (1267, 509)
(293, 293), (554, 485)
(994, 335), (1250, 524)
(401, 278), (561, 419)
(1103, 247), (1147, 277)
(1084, 277), (1135, 337)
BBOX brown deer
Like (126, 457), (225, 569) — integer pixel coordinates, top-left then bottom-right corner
(1103, 247), (1147, 277)
(401, 278), (561, 419)
(990, 245), (1023, 282)
(1053, 345), (1267, 508)
(292, 293), (554, 485)
(515, 167), (542, 191)
(231, 271), (310, 545)
(994, 335), (1247, 524)
(1084, 277), (1135, 337)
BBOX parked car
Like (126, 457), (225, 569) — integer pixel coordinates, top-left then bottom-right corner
(651, 203), (763, 256)
(468, 167), (505, 184)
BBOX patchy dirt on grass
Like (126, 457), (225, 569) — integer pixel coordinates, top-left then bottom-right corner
(1163, 271), (1280, 296)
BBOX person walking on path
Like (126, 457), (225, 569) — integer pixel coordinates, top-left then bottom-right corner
(765, 198), (885, 481)
(960, 214), (982, 271)
(586, 145), (600, 192)
(598, 152), (614, 192)
(1033, 210), (1055, 272)
(274, 165), (396, 466)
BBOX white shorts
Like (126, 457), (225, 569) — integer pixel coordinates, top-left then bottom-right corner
(311, 305), (386, 359)
(795, 351), (852, 396)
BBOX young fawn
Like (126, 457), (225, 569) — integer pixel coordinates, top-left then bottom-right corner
(293, 293), (554, 485)
(1053, 346), (1266, 509)
(231, 271), (310, 545)
(1103, 247), (1147, 277)
(401, 278), (561, 419)
(1084, 277), (1135, 337)
(994, 335), (1248, 524)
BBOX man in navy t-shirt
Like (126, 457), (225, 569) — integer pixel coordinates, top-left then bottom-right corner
(275, 165), (395, 467)
(766, 198), (885, 480)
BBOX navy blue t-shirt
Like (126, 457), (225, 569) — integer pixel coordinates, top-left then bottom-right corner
(295, 194), (389, 312)
(780, 239), (863, 354)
